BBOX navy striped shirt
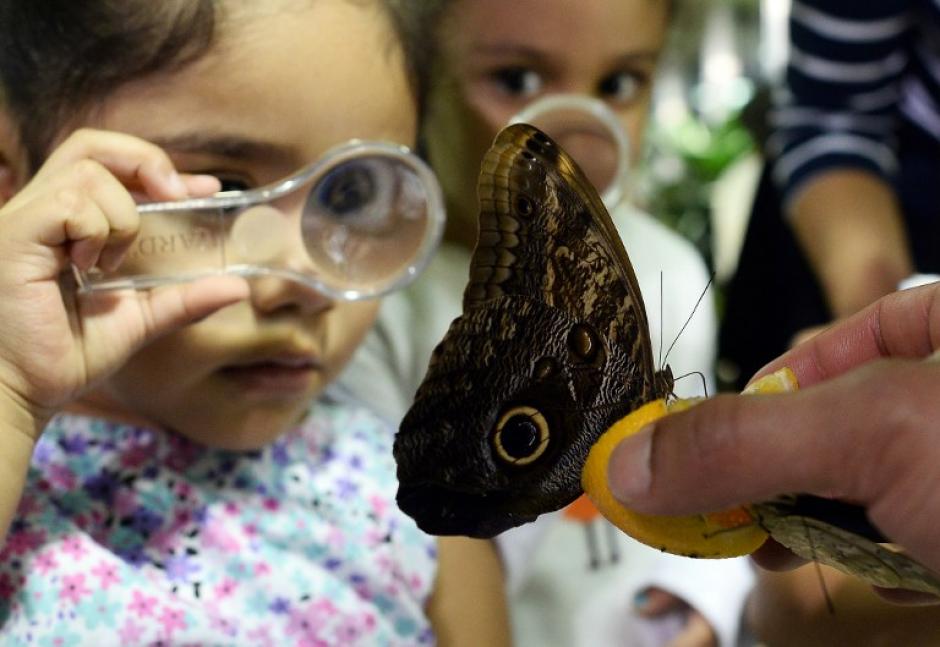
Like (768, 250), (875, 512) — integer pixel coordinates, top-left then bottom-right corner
(769, 0), (940, 203)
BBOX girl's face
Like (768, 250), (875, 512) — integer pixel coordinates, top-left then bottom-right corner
(67, 1), (416, 449)
(423, 0), (669, 246)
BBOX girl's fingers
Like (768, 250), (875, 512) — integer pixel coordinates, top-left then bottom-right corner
(19, 160), (139, 271)
(8, 131), (220, 273)
(634, 587), (686, 617)
(0, 160), (144, 278)
(35, 129), (192, 201)
(182, 173), (221, 198)
(667, 612), (716, 647)
(134, 275), (250, 340)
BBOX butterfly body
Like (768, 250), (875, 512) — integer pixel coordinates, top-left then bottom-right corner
(394, 124), (672, 537)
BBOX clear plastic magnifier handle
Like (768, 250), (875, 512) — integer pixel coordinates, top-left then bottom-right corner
(509, 94), (632, 209)
(74, 140), (445, 301)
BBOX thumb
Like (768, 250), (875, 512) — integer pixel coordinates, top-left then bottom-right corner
(133, 275), (250, 339)
(606, 360), (936, 518)
(80, 275), (250, 363)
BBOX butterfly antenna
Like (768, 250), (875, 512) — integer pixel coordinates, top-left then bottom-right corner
(672, 371), (709, 398)
(658, 271), (664, 370)
(802, 518), (836, 614)
(662, 272), (715, 368)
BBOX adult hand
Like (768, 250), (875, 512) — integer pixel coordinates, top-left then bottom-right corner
(606, 283), (940, 587)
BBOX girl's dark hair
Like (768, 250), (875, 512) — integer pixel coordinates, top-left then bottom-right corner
(0, 1), (217, 171)
(0, 0), (450, 172)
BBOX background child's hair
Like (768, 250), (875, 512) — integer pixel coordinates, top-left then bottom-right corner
(0, 0), (450, 172)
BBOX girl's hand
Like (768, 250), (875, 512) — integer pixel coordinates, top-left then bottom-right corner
(634, 587), (717, 647)
(0, 129), (249, 434)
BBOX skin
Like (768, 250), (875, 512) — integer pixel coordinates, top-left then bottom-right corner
(423, 2), (712, 645)
(607, 283), (940, 641)
(423, 0), (669, 248)
(0, 2), (509, 643)
(788, 169), (914, 347)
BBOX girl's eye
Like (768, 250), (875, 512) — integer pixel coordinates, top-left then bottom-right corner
(490, 66), (544, 98)
(598, 71), (644, 104)
(217, 178), (251, 193)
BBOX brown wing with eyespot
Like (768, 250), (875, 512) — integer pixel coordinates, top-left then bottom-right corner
(464, 123), (667, 400)
(395, 124), (673, 537)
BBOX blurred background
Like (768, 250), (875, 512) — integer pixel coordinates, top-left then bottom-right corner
(638, 0), (788, 387)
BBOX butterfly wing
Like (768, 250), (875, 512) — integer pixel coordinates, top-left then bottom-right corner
(465, 124), (658, 389)
(395, 124), (669, 537)
(753, 496), (940, 596)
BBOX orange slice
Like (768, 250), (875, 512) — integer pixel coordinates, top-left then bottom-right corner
(581, 367), (799, 558)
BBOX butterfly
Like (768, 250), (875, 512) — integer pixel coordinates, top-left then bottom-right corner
(393, 123), (940, 597)
(394, 123), (673, 538)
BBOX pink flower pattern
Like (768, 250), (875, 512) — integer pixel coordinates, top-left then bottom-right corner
(59, 573), (90, 604)
(0, 403), (435, 644)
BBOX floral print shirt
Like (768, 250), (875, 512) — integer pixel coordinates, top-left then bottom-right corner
(0, 400), (437, 646)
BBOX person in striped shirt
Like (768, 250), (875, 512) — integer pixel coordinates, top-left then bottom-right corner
(719, 2), (940, 642)
(771, 0), (940, 328)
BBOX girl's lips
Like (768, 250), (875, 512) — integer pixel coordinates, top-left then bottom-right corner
(219, 356), (320, 395)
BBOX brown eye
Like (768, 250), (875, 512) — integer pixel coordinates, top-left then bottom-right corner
(493, 406), (550, 466)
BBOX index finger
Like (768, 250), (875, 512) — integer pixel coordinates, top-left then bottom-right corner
(34, 129), (195, 201)
(753, 282), (940, 388)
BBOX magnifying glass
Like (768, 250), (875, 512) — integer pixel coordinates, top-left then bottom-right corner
(74, 140), (445, 301)
(509, 94), (632, 209)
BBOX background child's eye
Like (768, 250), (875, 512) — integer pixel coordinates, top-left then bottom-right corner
(490, 67), (544, 98)
(598, 72), (644, 105)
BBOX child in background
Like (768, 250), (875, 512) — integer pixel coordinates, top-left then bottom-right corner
(339, 1), (753, 645)
(0, 1), (509, 644)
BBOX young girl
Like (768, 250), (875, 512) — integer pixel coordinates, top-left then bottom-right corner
(0, 1), (509, 644)
(339, 1), (753, 646)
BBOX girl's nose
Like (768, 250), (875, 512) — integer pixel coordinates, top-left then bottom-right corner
(249, 274), (334, 317)
(229, 205), (334, 315)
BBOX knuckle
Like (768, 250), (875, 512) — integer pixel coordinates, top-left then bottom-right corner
(66, 127), (96, 145)
(54, 186), (87, 216)
(69, 158), (106, 188)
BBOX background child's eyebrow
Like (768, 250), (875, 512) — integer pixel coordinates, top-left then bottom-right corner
(469, 44), (548, 60)
(470, 43), (660, 67)
(147, 134), (299, 164)
(609, 51), (661, 67)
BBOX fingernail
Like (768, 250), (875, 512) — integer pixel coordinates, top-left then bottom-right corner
(607, 424), (653, 504)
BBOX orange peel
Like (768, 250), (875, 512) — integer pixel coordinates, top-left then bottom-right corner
(581, 367), (799, 558)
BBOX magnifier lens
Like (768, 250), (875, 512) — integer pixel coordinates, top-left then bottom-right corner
(510, 95), (631, 208)
(302, 156), (431, 295)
